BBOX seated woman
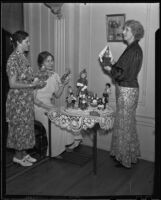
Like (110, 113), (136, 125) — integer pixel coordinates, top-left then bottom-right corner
(34, 51), (82, 157)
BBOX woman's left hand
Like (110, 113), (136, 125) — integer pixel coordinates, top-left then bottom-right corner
(104, 66), (112, 71)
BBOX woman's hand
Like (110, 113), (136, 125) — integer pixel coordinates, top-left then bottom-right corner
(104, 66), (112, 71)
(32, 79), (47, 89)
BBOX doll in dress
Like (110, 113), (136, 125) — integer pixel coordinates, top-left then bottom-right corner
(76, 69), (88, 97)
(102, 83), (111, 109)
(97, 98), (104, 110)
(78, 91), (88, 110)
(66, 86), (77, 108)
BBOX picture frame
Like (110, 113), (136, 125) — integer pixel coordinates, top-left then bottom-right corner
(106, 14), (125, 42)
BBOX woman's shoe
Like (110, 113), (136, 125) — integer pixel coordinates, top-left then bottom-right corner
(66, 139), (82, 152)
(13, 157), (33, 167)
(115, 162), (131, 169)
(54, 155), (63, 159)
(74, 139), (82, 148)
(24, 154), (37, 163)
(66, 147), (74, 152)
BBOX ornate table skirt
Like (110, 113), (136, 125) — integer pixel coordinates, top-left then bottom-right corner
(47, 106), (115, 134)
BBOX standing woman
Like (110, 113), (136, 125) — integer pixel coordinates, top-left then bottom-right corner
(100, 20), (144, 168)
(6, 31), (45, 167)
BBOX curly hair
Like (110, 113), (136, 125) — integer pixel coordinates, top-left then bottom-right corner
(124, 20), (144, 41)
(11, 30), (29, 48)
(37, 51), (54, 69)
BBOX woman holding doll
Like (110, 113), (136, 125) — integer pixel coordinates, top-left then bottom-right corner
(34, 51), (82, 158)
(99, 20), (144, 168)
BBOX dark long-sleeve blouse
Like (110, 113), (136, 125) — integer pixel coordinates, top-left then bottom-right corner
(110, 40), (143, 88)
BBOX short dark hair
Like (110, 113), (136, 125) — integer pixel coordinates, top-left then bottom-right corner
(37, 51), (54, 69)
(106, 83), (111, 88)
(11, 30), (29, 48)
(124, 20), (144, 41)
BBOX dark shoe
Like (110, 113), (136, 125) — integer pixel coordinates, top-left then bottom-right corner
(55, 155), (63, 159)
(66, 147), (74, 152)
(115, 163), (131, 169)
(115, 162), (123, 168)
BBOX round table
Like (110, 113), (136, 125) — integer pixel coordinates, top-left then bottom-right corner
(47, 106), (115, 174)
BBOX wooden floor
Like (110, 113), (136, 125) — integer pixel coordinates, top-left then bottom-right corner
(4, 145), (154, 197)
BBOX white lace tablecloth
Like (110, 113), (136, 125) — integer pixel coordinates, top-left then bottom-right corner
(47, 106), (115, 135)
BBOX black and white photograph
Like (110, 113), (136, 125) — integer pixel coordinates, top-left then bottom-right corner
(1, 2), (160, 200)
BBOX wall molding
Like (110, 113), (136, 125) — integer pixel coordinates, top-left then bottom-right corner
(54, 18), (66, 107)
(137, 3), (151, 107)
(39, 4), (42, 51)
(136, 114), (155, 128)
(48, 9), (51, 52)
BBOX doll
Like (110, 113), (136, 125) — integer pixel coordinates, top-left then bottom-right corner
(99, 45), (113, 67)
(34, 66), (49, 82)
(87, 91), (94, 104)
(97, 98), (104, 110)
(78, 92), (88, 110)
(102, 46), (112, 66)
(91, 93), (98, 107)
(76, 69), (88, 97)
(66, 86), (77, 108)
(61, 68), (71, 84)
(102, 83), (111, 109)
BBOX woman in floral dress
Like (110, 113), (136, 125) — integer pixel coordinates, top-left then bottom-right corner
(6, 30), (45, 167)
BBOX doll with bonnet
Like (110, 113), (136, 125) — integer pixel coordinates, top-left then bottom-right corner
(76, 69), (88, 97)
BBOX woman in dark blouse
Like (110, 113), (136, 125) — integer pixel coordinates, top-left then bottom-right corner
(100, 20), (144, 168)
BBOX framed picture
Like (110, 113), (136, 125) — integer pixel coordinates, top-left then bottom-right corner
(106, 14), (125, 42)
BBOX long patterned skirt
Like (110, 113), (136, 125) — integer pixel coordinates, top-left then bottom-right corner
(110, 85), (141, 168)
(6, 89), (35, 151)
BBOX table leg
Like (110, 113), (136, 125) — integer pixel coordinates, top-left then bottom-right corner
(48, 118), (51, 157)
(92, 123), (99, 175)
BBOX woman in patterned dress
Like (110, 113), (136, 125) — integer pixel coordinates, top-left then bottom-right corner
(34, 51), (82, 158)
(100, 20), (144, 168)
(6, 31), (46, 167)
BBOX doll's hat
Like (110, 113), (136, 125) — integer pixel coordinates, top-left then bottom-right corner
(80, 69), (87, 75)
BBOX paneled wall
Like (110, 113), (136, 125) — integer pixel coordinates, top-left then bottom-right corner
(24, 3), (55, 72)
(24, 3), (159, 162)
(23, 3), (68, 106)
(2, 3), (24, 33)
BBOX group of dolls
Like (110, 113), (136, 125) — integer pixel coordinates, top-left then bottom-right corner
(66, 69), (111, 110)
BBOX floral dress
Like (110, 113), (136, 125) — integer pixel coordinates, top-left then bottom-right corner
(6, 50), (35, 150)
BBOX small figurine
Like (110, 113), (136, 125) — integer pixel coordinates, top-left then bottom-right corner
(99, 45), (113, 67)
(76, 69), (88, 97)
(79, 92), (88, 110)
(102, 46), (112, 66)
(102, 83), (111, 109)
(97, 98), (104, 110)
(61, 68), (71, 84)
(66, 86), (77, 108)
(91, 93), (98, 107)
(87, 91), (94, 104)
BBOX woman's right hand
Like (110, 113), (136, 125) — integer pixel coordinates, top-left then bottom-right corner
(32, 79), (47, 89)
